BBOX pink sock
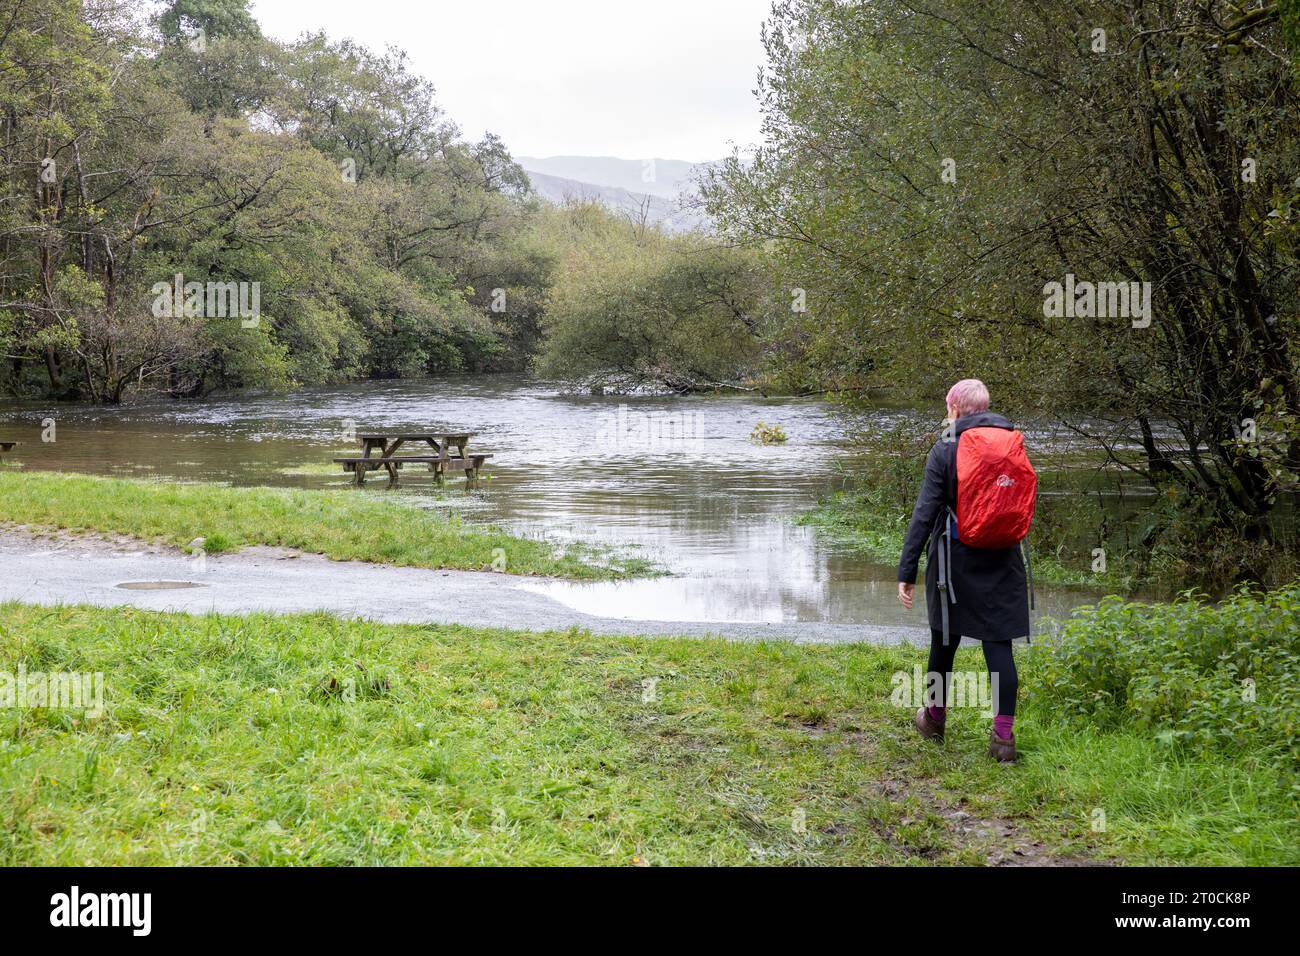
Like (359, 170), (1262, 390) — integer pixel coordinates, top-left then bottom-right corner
(927, 705), (946, 723)
(993, 715), (1014, 740)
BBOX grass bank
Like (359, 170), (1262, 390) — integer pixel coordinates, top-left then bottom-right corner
(1, 594), (1293, 865)
(0, 472), (652, 580)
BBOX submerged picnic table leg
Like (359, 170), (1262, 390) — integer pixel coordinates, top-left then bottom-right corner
(356, 437), (382, 487)
(422, 438), (445, 485)
(440, 436), (475, 490)
(383, 437), (407, 487)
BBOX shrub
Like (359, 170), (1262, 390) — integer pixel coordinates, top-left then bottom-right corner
(750, 422), (788, 445)
(1026, 586), (1300, 768)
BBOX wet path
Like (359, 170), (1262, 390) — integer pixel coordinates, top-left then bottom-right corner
(0, 531), (929, 644)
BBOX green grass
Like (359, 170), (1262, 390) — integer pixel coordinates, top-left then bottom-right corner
(0, 602), (1291, 865)
(0, 472), (652, 580)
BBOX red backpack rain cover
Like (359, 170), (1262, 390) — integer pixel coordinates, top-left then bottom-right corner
(955, 427), (1037, 549)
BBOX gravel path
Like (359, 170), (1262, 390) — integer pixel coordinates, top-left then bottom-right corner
(0, 529), (929, 645)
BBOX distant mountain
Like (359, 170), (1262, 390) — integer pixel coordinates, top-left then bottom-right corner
(516, 155), (719, 233)
(521, 169), (709, 233)
(517, 155), (708, 199)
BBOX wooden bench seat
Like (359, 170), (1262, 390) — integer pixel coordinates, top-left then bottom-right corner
(333, 454), (492, 488)
(332, 455), (493, 467)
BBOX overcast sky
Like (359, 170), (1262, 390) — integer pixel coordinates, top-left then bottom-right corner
(249, 0), (772, 162)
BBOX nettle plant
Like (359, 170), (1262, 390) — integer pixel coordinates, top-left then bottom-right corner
(1027, 586), (1300, 769)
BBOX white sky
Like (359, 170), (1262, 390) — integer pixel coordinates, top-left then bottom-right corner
(249, 0), (772, 162)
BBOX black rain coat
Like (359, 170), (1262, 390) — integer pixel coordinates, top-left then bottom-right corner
(896, 412), (1031, 642)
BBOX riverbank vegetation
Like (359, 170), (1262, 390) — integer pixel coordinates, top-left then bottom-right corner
(0, 0), (770, 402)
(531, 202), (773, 394)
(1, 0), (550, 401)
(1, 594), (1293, 865)
(1034, 586), (1299, 771)
(0, 472), (653, 579)
(700, 1), (1300, 595)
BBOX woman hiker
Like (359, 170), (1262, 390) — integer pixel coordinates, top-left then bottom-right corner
(896, 379), (1037, 762)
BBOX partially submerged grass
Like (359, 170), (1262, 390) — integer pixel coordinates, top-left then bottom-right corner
(0, 602), (1291, 865)
(275, 463), (344, 477)
(0, 472), (653, 580)
(800, 415), (1139, 591)
(800, 488), (1133, 591)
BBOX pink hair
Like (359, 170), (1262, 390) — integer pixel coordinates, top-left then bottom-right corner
(946, 379), (990, 415)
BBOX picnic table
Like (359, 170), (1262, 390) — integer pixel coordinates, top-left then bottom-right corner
(333, 432), (492, 489)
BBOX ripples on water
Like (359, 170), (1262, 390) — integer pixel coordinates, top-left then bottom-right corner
(0, 375), (1095, 626)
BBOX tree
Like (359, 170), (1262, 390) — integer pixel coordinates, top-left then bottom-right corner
(534, 201), (772, 392)
(2, 0), (545, 398)
(703, 0), (1300, 577)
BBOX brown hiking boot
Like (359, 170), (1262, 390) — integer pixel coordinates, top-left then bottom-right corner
(914, 707), (945, 741)
(988, 727), (1018, 762)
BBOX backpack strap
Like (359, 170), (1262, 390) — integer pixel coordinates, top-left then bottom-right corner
(1021, 538), (1035, 644)
(937, 507), (959, 645)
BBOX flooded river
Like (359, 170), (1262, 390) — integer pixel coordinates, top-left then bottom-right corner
(0, 375), (1101, 629)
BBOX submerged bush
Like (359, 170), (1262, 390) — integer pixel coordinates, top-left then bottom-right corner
(750, 422), (788, 445)
(1026, 587), (1300, 768)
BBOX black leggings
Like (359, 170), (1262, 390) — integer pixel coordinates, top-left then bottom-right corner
(926, 630), (1018, 717)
